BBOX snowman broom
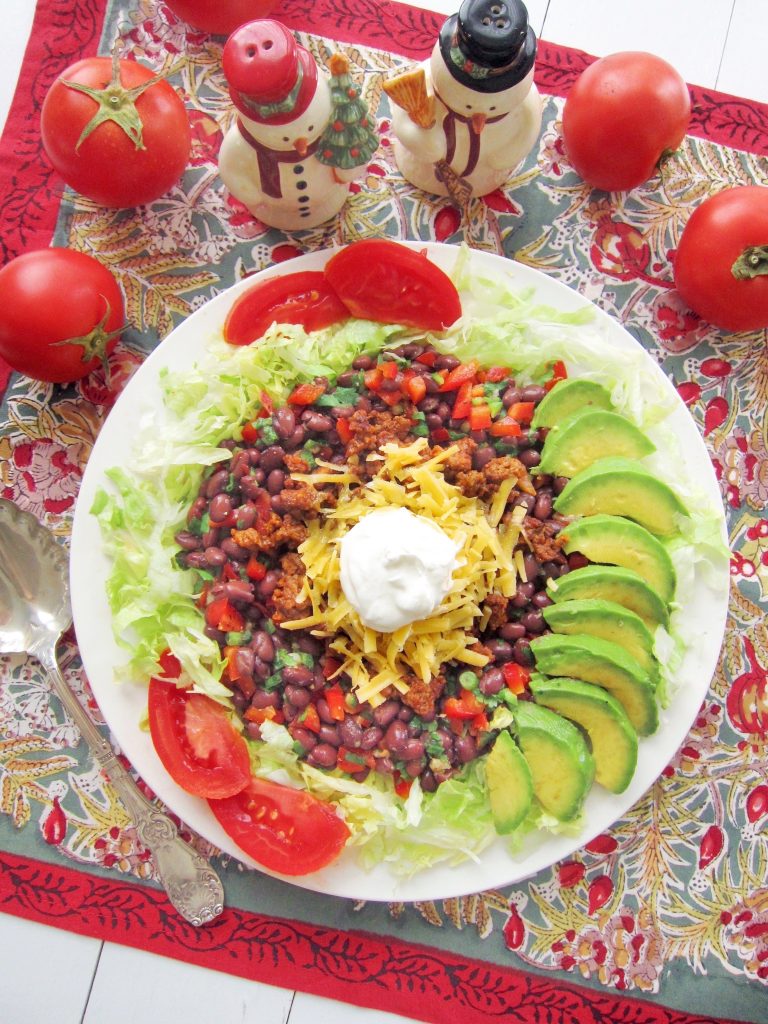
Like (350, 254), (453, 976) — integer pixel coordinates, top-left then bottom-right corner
(383, 67), (473, 209)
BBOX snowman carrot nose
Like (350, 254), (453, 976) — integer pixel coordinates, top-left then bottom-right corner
(294, 137), (309, 156)
(471, 112), (487, 135)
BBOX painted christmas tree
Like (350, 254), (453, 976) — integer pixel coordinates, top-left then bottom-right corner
(316, 54), (378, 170)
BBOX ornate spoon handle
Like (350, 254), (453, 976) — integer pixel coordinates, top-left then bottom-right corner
(36, 641), (225, 926)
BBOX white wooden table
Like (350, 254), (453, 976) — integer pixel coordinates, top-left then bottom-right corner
(1, 1), (766, 1021)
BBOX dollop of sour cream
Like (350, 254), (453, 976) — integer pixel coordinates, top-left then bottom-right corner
(339, 507), (459, 633)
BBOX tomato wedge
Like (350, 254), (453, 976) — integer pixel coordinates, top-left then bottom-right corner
(209, 776), (350, 875)
(148, 679), (252, 799)
(223, 270), (350, 346)
(324, 240), (462, 331)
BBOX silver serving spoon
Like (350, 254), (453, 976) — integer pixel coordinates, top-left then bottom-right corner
(0, 498), (224, 926)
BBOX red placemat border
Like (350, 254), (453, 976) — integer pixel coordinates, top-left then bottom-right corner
(0, 850), (743, 1024)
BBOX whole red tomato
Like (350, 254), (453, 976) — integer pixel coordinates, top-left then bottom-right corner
(674, 185), (768, 332)
(0, 249), (125, 383)
(562, 51), (691, 191)
(163, 0), (278, 34)
(41, 52), (191, 208)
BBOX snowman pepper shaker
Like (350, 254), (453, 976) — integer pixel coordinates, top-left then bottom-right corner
(218, 21), (377, 231)
(385, 0), (542, 201)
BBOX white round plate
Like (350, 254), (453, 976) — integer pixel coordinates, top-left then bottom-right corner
(70, 242), (729, 902)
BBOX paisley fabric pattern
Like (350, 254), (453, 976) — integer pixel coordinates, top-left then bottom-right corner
(1, 2), (767, 1021)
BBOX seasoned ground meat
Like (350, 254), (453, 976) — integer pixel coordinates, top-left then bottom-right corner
(346, 408), (414, 475)
(453, 454), (534, 502)
(278, 480), (322, 515)
(283, 452), (311, 473)
(232, 514), (308, 556)
(271, 553), (312, 624)
(402, 673), (446, 716)
(441, 437), (476, 475)
(483, 593), (509, 631)
(522, 516), (565, 563)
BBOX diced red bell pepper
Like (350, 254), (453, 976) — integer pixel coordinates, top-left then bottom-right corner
(438, 360), (479, 392)
(452, 380), (473, 419)
(241, 420), (260, 444)
(246, 556), (266, 581)
(404, 375), (427, 404)
(484, 366), (509, 383)
(379, 360), (399, 380)
(489, 417), (523, 438)
(364, 367), (383, 390)
(244, 705), (283, 725)
(506, 401), (535, 424)
(336, 416), (353, 444)
(544, 360), (568, 391)
(394, 776), (413, 799)
(503, 662), (530, 694)
(204, 597), (245, 633)
(288, 381), (326, 405)
(471, 712), (490, 732)
(322, 656), (342, 679)
(415, 350), (437, 367)
(336, 747), (374, 774)
(469, 404), (492, 430)
(378, 389), (402, 407)
(324, 684), (347, 721)
(431, 427), (450, 442)
(297, 703), (321, 733)
(443, 688), (486, 720)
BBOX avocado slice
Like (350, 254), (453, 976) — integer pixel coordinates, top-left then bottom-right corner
(560, 514), (676, 604)
(530, 632), (659, 735)
(485, 730), (534, 834)
(547, 564), (670, 630)
(542, 598), (659, 681)
(538, 410), (655, 477)
(554, 457), (688, 537)
(529, 676), (638, 794)
(531, 379), (613, 429)
(514, 701), (595, 821)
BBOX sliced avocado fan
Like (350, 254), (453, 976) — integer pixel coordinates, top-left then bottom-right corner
(554, 456), (688, 538)
(538, 409), (655, 477)
(485, 730), (533, 834)
(531, 378), (613, 428)
(546, 564), (670, 630)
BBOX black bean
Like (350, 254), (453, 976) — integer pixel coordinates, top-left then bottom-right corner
(272, 407), (296, 439)
(239, 476), (263, 500)
(479, 667), (506, 695)
(339, 717), (364, 748)
(398, 707), (414, 722)
(235, 504), (256, 530)
(283, 703), (299, 723)
(513, 493), (535, 513)
(257, 570), (281, 598)
(284, 685), (311, 708)
(336, 371), (357, 387)
(204, 625), (226, 643)
(436, 729), (454, 757)
(285, 426), (305, 449)
(554, 475), (570, 495)
(308, 744), (338, 768)
(360, 726), (384, 750)
(399, 738), (425, 761)
(372, 700), (400, 728)
(502, 386), (522, 408)
(187, 496), (206, 524)
(404, 759), (425, 778)
(541, 560), (563, 579)
(175, 530), (200, 551)
(222, 580), (255, 603)
(421, 396), (439, 412)
(379, 377), (401, 393)
(426, 413), (443, 431)
(204, 546), (227, 567)
(500, 621), (526, 641)
(435, 354), (460, 371)
(258, 445), (286, 472)
(513, 638), (533, 666)
(270, 493), (285, 514)
(534, 492), (553, 520)
(436, 401), (452, 420)
(221, 539), (250, 563)
(385, 720), (409, 752)
(523, 552), (539, 581)
(521, 384), (546, 403)
(486, 639), (514, 664)
(316, 698), (335, 724)
(519, 449), (541, 468)
(352, 354), (373, 370)
(204, 468), (229, 498)
(532, 592), (553, 609)
(304, 412), (333, 432)
(251, 631), (275, 662)
(568, 552), (590, 570)
(521, 610), (545, 633)
(292, 728), (317, 752)
(201, 527), (220, 548)
(295, 634), (322, 657)
(245, 722), (262, 740)
(331, 405), (355, 418)
(282, 664), (314, 686)
(233, 647), (254, 678)
(473, 445), (496, 470)
(318, 724), (341, 746)
(251, 688), (280, 709)
(252, 657), (270, 682)
(512, 581), (536, 608)
(352, 768), (370, 783)
(455, 735), (477, 764)
(421, 771), (438, 793)
(375, 755), (394, 775)
(266, 469), (285, 493)
(423, 376), (440, 394)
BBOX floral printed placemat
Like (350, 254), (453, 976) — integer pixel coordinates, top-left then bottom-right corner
(1, 2), (767, 1022)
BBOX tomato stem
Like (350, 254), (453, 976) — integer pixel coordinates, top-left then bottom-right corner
(50, 300), (124, 380)
(732, 245), (768, 280)
(63, 42), (169, 152)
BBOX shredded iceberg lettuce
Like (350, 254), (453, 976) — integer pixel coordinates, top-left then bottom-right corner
(91, 250), (727, 874)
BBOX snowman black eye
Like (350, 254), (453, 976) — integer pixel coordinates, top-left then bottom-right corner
(490, 105), (496, 111)
(308, 125), (314, 131)
(283, 136), (290, 142)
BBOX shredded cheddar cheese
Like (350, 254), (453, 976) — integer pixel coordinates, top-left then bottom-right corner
(281, 438), (523, 706)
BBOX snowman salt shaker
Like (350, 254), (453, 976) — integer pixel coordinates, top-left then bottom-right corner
(384, 0), (542, 201)
(219, 21), (378, 231)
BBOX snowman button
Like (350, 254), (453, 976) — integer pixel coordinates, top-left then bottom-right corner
(293, 165), (305, 174)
